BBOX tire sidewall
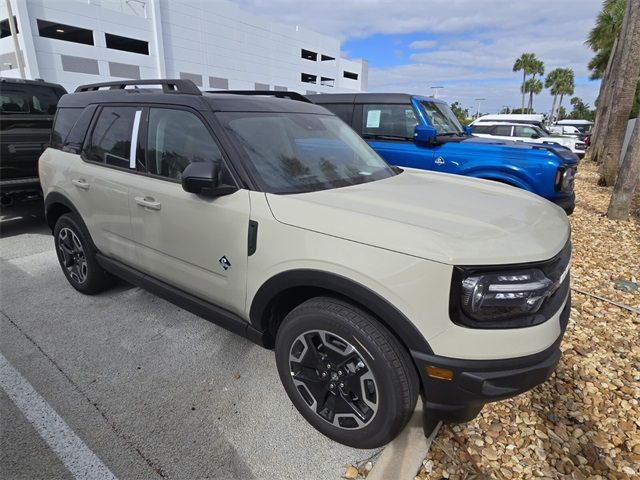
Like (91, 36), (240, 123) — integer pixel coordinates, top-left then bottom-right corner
(275, 301), (413, 448)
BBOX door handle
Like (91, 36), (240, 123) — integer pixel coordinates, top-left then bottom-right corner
(71, 178), (90, 190)
(134, 196), (161, 211)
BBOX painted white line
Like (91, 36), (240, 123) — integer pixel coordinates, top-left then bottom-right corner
(0, 352), (118, 480)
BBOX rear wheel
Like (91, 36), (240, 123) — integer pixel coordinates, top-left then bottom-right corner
(275, 296), (419, 448)
(53, 214), (115, 294)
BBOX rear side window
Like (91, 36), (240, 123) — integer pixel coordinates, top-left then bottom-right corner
(146, 108), (223, 180)
(362, 104), (418, 139)
(51, 108), (81, 149)
(492, 125), (512, 136)
(319, 103), (354, 125)
(86, 106), (138, 168)
(0, 84), (64, 115)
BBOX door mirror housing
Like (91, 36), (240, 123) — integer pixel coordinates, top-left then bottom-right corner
(181, 161), (237, 197)
(530, 133), (541, 139)
(463, 125), (473, 135)
(414, 125), (437, 144)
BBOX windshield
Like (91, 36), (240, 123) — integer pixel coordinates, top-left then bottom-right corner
(419, 101), (464, 135)
(0, 84), (64, 115)
(218, 112), (396, 194)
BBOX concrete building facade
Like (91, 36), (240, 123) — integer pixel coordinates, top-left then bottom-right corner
(0, 0), (368, 93)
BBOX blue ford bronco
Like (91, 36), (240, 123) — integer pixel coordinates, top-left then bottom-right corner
(308, 93), (578, 214)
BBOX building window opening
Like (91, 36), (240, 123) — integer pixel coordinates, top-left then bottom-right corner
(0, 16), (18, 39)
(301, 49), (317, 61)
(37, 19), (94, 45)
(343, 71), (359, 80)
(301, 73), (317, 84)
(105, 33), (149, 55)
(321, 54), (335, 61)
(320, 77), (335, 87)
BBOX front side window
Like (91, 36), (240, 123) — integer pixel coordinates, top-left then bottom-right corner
(362, 104), (418, 139)
(146, 108), (223, 180)
(219, 112), (395, 194)
(514, 125), (540, 138)
(86, 106), (138, 168)
(419, 101), (463, 135)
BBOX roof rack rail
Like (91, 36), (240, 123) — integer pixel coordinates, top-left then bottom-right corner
(75, 79), (202, 95)
(207, 90), (311, 103)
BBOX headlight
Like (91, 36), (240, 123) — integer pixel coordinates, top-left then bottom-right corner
(461, 269), (554, 321)
(556, 166), (576, 191)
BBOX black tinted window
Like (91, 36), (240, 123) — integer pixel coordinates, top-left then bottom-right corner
(146, 108), (222, 180)
(320, 104), (354, 125)
(51, 108), (80, 149)
(493, 125), (512, 136)
(87, 106), (138, 168)
(0, 84), (64, 114)
(63, 105), (97, 153)
(472, 125), (492, 134)
(362, 104), (418, 139)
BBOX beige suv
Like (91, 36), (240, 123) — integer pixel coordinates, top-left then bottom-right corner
(40, 80), (572, 448)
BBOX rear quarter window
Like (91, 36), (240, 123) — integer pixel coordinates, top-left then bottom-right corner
(318, 103), (354, 125)
(51, 108), (81, 149)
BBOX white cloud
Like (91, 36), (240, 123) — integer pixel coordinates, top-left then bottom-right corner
(409, 40), (438, 50)
(232, 0), (604, 112)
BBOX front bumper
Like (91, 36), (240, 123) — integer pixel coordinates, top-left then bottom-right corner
(412, 294), (570, 433)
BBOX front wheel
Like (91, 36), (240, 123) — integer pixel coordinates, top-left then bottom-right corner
(275, 297), (419, 448)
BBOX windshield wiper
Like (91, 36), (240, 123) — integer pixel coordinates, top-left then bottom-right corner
(437, 132), (464, 137)
(362, 133), (412, 141)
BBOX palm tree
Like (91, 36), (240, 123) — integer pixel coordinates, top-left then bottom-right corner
(523, 78), (544, 113)
(526, 59), (544, 112)
(586, 0), (626, 79)
(557, 70), (575, 120)
(513, 53), (538, 112)
(545, 68), (562, 122)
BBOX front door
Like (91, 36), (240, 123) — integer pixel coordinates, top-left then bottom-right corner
(129, 106), (250, 316)
(359, 103), (434, 170)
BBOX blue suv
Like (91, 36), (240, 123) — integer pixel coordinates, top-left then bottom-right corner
(309, 93), (578, 214)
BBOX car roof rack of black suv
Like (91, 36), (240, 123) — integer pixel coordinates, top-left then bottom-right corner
(75, 79), (202, 95)
(208, 90), (311, 103)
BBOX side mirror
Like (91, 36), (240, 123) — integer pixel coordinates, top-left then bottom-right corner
(181, 161), (237, 197)
(530, 133), (541, 139)
(414, 125), (437, 144)
(463, 126), (473, 135)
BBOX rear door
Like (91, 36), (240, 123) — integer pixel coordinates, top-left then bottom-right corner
(67, 104), (142, 265)
(357, 103), (433, 169)
(129, 106), (250, 315)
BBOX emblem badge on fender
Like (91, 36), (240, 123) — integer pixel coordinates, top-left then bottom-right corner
(435, 156), (445, 165)
(219, 256), (231, 270)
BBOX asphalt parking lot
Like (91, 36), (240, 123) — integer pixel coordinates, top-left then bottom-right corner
(0, 203), (377, 480)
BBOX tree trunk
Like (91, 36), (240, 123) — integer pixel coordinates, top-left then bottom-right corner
(558, 94), (564, 119)
(598, 0), (640, 186)
(591, 36), (618, 162)
(607, 116), (640, 219)
(550, 94), (558, 124)
(521, 71), (526, 112)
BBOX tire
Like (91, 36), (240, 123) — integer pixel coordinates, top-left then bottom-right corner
(275, 296), (419, 448)
(53, 213), (115, 294)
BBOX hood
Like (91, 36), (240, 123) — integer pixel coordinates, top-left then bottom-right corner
(463, 136), (578, 163)
(267, 170), (570, 266)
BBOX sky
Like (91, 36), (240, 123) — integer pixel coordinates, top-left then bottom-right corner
(234, 0), (604, 115)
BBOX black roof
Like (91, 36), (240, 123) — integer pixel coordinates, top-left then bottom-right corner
(58, 79), (329, 114)
(0, 77), (66, 92)
(308, 92), (443, 105)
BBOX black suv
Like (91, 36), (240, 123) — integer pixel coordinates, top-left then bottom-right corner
(1, 77), (66, 208)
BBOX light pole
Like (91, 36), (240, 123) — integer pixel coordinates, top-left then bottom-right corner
(475, 98), (486, 119)
(431, 86), (444, 98)
(5, 0), (25, 79)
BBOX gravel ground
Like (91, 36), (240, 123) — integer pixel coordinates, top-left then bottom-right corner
(413, 161), (640, 480)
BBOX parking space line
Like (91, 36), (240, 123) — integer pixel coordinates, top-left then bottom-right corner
(0, 352), (118, 480)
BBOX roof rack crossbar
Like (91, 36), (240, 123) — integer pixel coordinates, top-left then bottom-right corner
(75, 79), (202, 95)
(207, 90), (311, 103)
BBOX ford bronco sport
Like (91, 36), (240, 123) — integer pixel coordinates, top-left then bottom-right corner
(40, 80), (571, 449)
(308, 93), (579, 214)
